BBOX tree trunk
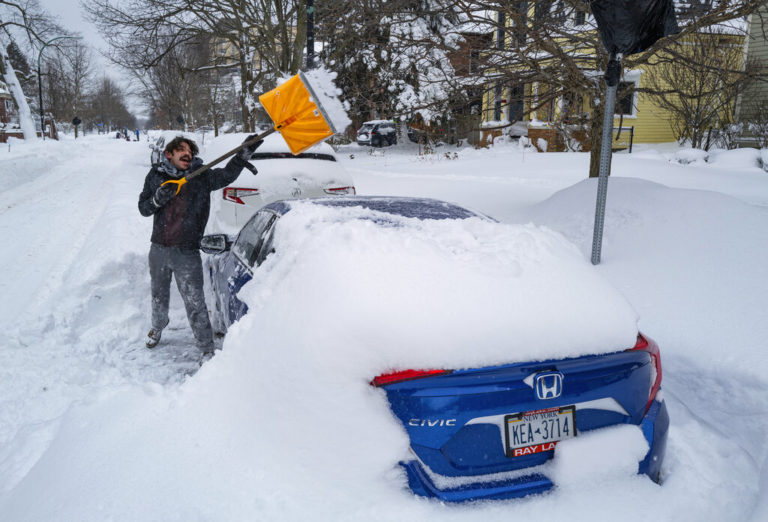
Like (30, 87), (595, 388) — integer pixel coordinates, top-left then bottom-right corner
(0, 46), (38, 140)
(292, 1), (307, 72)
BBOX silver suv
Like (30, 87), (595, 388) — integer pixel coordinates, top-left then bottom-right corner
(356, 120), (397, 147)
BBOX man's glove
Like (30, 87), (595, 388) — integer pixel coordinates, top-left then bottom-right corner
(238, 134), (264, 160)
(153, 184), (176, 208)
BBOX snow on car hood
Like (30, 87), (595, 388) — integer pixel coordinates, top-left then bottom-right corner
(231, 201), (639, 372)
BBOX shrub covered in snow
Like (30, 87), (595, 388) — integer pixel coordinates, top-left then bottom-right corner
(667, 148), (709, 165)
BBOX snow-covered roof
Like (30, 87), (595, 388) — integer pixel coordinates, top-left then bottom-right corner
(360, 119), (395, 125)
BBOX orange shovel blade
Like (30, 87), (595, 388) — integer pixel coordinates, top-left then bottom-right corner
(259, 74), (336, 155)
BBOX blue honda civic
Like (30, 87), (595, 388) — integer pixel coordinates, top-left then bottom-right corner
(201, 196), (669, 503)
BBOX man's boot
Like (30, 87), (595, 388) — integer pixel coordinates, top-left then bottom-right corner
(146, 319), (169, 348)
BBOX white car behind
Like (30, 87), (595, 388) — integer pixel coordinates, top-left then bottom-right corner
(206, 133), (355, 235)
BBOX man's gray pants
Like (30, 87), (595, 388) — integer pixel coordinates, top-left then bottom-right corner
(149, 243), (215, 353)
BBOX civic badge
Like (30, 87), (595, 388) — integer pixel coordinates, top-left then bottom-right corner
(534, 371), (563, 400)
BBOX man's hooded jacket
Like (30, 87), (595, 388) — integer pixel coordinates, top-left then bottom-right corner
(138, 154), (248, 249)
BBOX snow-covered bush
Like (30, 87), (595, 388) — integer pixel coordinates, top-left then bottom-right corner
(707, 147), (762, 169)
(668, 148), (709, 165)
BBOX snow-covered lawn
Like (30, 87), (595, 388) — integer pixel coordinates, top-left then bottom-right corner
(0, 134), (765, 521)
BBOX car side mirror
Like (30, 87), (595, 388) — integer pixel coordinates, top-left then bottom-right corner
(200, 234), (231, 254)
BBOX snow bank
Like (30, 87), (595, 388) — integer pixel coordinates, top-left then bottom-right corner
(0, 196), (639, 521)
(707, 147), (762, 169)
(526, 176), (768, 380)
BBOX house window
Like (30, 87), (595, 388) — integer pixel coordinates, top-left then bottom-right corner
(508, 85), (525, 122)
(615, 81), (637, 116)
(534, 0), (552, 26)
(574, 9), (587, 26)
(469, 49), (481, 74)
(494, 83), (502, 121)
(497, 11), (506, 49)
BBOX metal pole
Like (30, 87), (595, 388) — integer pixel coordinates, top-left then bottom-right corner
(306, 0), (315, 69)
(37, 36), (80, 141)
(591, 54), (621, 265)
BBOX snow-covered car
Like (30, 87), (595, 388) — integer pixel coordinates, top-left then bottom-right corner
(200, 196), (669, 502)
(357, 120), (397, 147)
(207, 133), (356, 235)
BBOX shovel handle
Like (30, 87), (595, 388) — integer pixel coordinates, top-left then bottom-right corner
(185, 128), (276, 182)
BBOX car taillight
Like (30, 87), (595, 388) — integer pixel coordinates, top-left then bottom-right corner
(371, 369), (452, 387)
(223, 187), (260, 205)
(628, 334), (662, 413)
(324, 186), (356, 195)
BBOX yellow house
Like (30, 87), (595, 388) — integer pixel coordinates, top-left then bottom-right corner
(479, 5), (746, 150)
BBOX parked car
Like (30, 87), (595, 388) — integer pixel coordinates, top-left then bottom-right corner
(356, 120), (397, 147)
(206, 133), (356, 235)
(200, 196), (669, 503)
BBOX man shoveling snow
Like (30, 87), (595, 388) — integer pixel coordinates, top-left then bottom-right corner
(138, 135), (262, 360)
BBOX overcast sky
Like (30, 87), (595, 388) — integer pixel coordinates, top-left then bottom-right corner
(38, 0), (107, 57)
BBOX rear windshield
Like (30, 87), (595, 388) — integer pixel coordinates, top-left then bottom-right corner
(249, 152), (336, 162)
(314, 198), (482, 220)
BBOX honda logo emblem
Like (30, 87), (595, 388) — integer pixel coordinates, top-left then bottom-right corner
(535, 372), (563, 400)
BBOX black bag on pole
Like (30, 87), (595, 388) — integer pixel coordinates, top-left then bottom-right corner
(590, 0), (679, 55)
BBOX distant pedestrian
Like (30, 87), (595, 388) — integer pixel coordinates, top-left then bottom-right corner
(137, 135), (262, 360)
(135, 129), (140, 141)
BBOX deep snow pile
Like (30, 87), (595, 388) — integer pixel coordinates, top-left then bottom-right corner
(239, 201), (638, 368)
(0, 134), (766, 521)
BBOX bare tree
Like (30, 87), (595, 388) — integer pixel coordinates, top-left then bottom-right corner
(643, 29), (758, 149)
(0, 0), (60, 43)
(740, 98), (768, 147)
(43, 39), (93, 125)
(82, 0), (310, 131)
(87, 75), (136, 131)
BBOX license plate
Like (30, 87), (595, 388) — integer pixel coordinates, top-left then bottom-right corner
(504, 406), (576, 458)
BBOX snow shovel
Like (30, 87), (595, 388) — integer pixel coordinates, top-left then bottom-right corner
(161, 71), (338, 195)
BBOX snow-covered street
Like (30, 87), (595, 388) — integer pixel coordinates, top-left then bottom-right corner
(0, 133), (766, 521)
